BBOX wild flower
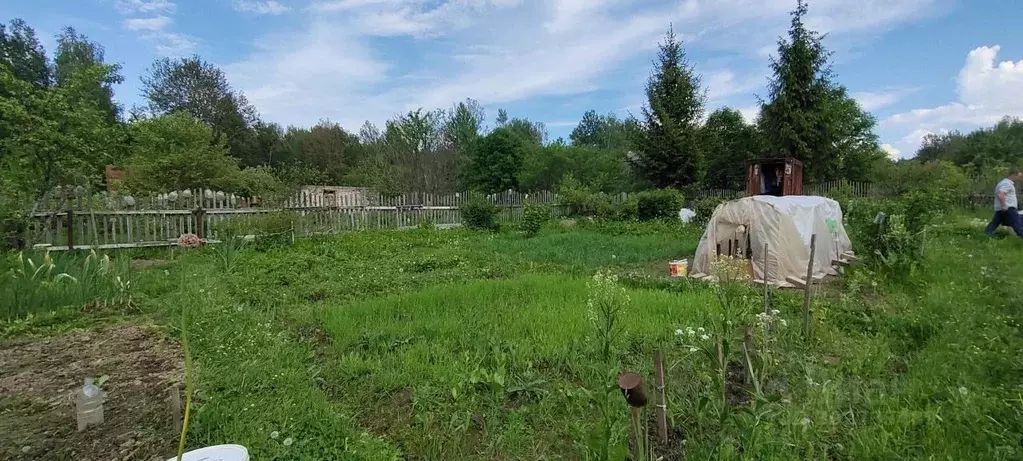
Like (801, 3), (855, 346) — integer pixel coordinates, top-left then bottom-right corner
(586, 270), (630, 361)
(283, 437), (294, 446)
(270, 431), (280, 439)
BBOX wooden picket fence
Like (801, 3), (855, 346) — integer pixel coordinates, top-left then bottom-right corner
(25, 182), (909, 251)
(26, 189), (563, 251)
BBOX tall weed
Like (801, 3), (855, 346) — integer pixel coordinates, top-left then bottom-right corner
(1, 250), (134, 320)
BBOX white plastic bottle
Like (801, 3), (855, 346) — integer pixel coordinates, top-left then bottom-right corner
(75, 378), (104, 431)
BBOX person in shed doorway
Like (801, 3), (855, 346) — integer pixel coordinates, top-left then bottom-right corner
(985, 170), (1023, 238)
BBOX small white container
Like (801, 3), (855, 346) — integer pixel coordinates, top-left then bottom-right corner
(75, 378), (104, 431)
(166, 444), (249, 461)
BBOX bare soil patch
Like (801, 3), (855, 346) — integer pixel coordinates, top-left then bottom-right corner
(0, 324), (184, 461)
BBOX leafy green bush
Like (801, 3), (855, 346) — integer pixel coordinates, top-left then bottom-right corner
(558, 174), (600, 217)
(248, 212), (299, 250)
(634, 189), (684, 221)
(520, 201), (550, 237)
(0, 205), (28, 251)
(460, 195), (499, 231)
(595, 198), (637, 221)
(692, 196), (726, 224)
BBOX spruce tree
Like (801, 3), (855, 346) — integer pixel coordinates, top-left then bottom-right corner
(632, 26), (706, 188)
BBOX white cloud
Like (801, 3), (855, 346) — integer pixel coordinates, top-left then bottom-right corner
(853, 88), (917, 112)
(884, 45), (1023, 157)
(704, 70), (765, 102)
(233, 0), (290, 15)
(116, 0), (176, 14)
(149, 32), (198, 57)
(227, 0), (935, 130)
(122, 16), (172, 31)
(880, 143), (900, 159)
(737, 105), (760, 124)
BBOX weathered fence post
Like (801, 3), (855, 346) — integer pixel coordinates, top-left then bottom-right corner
(762, 242), (770, 315)
(802, 234), (817, 338)
(193, 207), (206, 240)
(66, 209), (74, 250)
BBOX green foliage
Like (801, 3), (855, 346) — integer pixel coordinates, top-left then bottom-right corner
(249, 212), (298, 250)
(280, 121), (363, 185)
(460, 194), (499, 231)
(634, 188), (684, 221)
(692, 196), (726, 224)
(758, 1), (882, 182)
(140, 56), (259, 162)
(0, 19), (51, 87)
(54, 27), (123, 124)
(703, 108), (762, 190)
(0, 60), (119, 203)
(519, 144), (634, 193)
(466, 127), (529, 193)
(632, 26), (706, 187)
(916, 117), (1023, 170)
(1, 250), (133, 320)
(520, 201), (550, 237)
(570, 110), (642, 151)
(124, 112), (243, 193)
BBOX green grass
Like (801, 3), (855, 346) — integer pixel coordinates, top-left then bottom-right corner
(4, 216), (1023, 460)
(319, 274), (716, 459)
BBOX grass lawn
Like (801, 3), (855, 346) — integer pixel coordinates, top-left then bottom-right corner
(3, 217), (1023, 460)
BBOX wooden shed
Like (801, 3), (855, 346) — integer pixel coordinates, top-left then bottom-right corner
(746, 158), (803, 196)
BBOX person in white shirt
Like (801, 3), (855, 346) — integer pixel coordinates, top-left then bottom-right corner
(985, 171), (1023, 237)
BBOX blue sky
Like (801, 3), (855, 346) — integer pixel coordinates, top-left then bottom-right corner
(3, 0), (1022, 159)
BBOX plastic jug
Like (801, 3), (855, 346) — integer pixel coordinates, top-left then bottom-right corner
(75, 378), (104, 431)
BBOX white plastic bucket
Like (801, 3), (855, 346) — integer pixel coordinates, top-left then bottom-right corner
(166, 444), (249, 461)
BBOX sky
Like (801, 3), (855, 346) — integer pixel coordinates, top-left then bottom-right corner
(3, 0), (1022, 160)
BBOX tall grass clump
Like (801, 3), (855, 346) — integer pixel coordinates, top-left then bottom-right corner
(1, 250), (134, 320)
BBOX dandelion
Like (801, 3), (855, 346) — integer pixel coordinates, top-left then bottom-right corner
(270, 431), (280, 439)
(283, 437), (294, 447)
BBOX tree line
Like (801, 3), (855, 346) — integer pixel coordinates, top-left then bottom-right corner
(3, 0), (1019, 215)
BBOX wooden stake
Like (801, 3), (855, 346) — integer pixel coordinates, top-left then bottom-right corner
(762, 242), (770, 316)
(802, 234), (817, 338)
(743, 325), (754, 385)
(170, 384), (182, 433)
(653, 350), (668, 444)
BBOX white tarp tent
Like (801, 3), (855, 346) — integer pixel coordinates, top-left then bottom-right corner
(690, 195), (852, 287)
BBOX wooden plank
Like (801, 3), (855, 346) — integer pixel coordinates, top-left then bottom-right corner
(803, 234), (817, 338)
(785, 275), (806, 289)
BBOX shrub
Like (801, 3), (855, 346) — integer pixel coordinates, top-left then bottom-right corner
(692, 196), (726, 225)
(635, 189), (684, 221)
(249, 212), (299, 250)
(595, 198), (637, 222)
(558, 174), (599, 217)
(460, 195), (499, 231)
(520, 201), (550, 237)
